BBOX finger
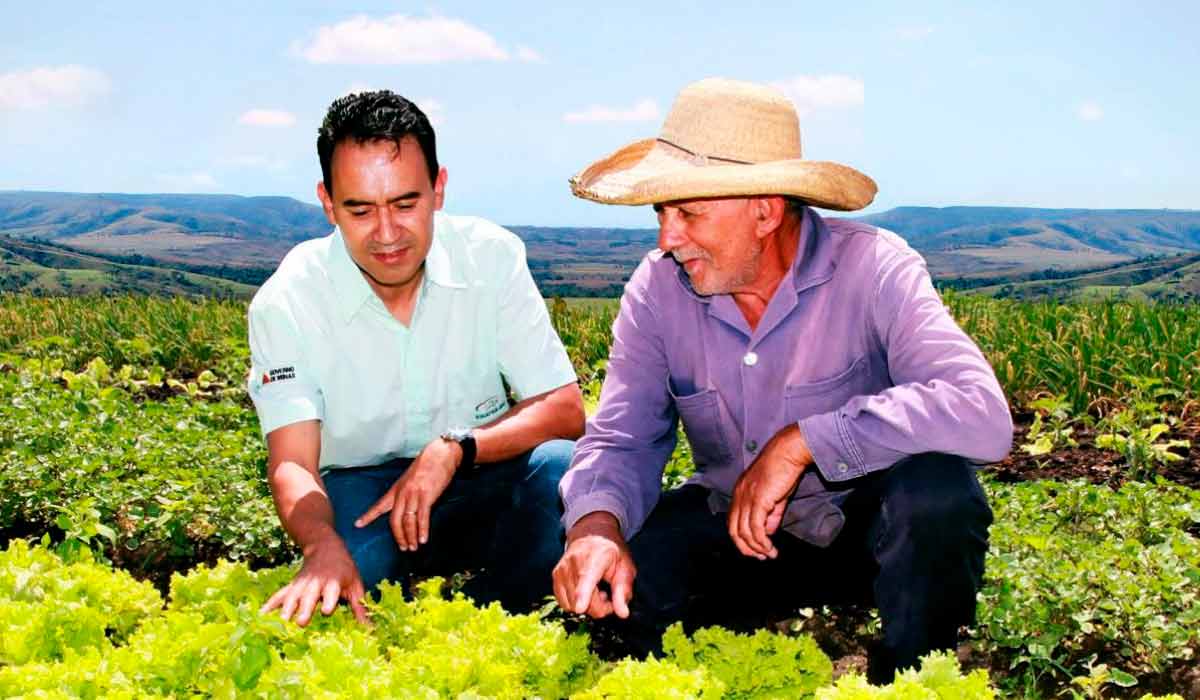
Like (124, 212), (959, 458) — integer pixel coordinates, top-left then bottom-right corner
(261, 584), (289, 614)
(552, 564), (573, 612)
(727, 503), (754, 557)
(346, 581), (369, 624)
(573, 554), (609, 614)
(295, 579), (323, 627)
(279, 585), (301, 622)
(417, 492), (431, 546)
(356, 492), (394, 528)
(765, 501), (786, 536)
(320, 581), (341, 616)
(402, 498), (421, 551)
(586, 588), (613, 619)
(610, 561), (636, 619)
(740, 499), (768, 560)
(749, 500), (777, 559)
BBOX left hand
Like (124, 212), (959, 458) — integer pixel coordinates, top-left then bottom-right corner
(354, 438), (462, 552)
(728, 424), (812, 560)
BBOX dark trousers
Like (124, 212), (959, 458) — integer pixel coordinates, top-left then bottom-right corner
(608, 452), (992, 683)
(322, 439), (573, 613)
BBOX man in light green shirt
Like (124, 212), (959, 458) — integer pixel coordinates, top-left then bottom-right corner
(248, 90), (583, 625)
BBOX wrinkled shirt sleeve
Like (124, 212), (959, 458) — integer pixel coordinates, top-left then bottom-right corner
(560, 262), (677, 539)
(494, 237), (578, 400)
(798, 245), (1013, 481)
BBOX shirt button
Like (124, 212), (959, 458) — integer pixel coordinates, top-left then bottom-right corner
(837, 462), (849, 473)
(742, 351), (758, 366)
(745, 440), (758, 453)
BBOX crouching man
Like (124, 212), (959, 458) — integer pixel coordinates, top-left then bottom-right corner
(248, 90), (583, 625)
(554, 78), (1011, 682)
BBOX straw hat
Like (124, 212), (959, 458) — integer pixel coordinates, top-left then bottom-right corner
(569, 78), (877, 211)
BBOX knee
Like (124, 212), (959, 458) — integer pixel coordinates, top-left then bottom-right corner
(526, 439), (575, 486)
(882, 453), (992, 541)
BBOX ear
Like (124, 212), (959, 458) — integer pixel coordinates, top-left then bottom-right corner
(432, 167), (448, 211)
(316, 181), (337, 226)
(752, 196), (787, 238)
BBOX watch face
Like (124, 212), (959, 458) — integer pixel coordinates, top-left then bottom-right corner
(443, 428), (470, 442)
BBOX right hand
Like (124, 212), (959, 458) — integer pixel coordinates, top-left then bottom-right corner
(260, 535), (369, 626)
(552, 512), (637, 619)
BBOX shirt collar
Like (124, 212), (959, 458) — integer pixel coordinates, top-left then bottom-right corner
(671, 206), (837, 302)
(327, 215), (466, 323)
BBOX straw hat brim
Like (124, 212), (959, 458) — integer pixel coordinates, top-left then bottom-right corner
(570, 138), (878, 211)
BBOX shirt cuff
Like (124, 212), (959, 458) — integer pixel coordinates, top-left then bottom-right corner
(253, 395), (322, 437)
(513, 361), (578, 402)
(561, 492), (631, 539)
(798, 412), (867, 482)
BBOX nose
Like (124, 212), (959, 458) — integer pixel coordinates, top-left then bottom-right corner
(375, 208), (401, 244)
(657, 211), (687, 252)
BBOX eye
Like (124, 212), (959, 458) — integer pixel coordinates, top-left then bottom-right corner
(349, 209), (370, 218)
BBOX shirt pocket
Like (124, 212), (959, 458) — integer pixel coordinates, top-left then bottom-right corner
(784, 355), (869, 421)
(669, 387), (733, 467)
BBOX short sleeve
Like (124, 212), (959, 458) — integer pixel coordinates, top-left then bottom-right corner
(494, 238), (577, 400)
(246, 299), (324, 437)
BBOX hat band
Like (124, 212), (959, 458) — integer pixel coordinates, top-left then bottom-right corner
(656, 138), (752, 166)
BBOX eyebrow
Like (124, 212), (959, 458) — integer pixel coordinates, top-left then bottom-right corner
(341, 192), (421, 207)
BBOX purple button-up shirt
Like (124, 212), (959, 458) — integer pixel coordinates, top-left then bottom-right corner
(560, 208), (1013, 546)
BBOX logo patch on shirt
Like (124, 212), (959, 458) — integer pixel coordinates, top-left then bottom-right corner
(474, 395), (507, 420)
(262, 366), (296, 385)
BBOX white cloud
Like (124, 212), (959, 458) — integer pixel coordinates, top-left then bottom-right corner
(415, 97), (446, 126)
(1078, 101), (1104, 121)
(238, 109), (297, 127)
(157, 172), (219, 191)
(295, 13), (509, 64)
(564, 99), (659, 123)
(516, 45), (544, 63)
(894, 24), (935, 41)
(0, 65), (111, 110)
(770, 75), (865, 117)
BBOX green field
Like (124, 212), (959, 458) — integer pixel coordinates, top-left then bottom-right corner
(0, 292), (1196, 698)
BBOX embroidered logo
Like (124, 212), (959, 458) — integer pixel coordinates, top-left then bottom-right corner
(474, 395), (507, 420)
(262, 366), (296, 385)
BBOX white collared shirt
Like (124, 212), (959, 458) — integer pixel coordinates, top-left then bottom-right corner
(246, 212), (577, 471)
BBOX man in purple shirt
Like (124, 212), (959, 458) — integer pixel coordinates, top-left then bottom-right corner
(553, 78), (1012, 682)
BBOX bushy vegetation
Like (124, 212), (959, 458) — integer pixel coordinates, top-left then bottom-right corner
(1, 292), (1198, 696)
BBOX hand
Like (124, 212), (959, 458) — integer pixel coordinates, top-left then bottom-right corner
(728, 423), (812, 560)
(355, 438), (461, 552)
(261, 535), (368, 625)
(553, 512), (637, 619)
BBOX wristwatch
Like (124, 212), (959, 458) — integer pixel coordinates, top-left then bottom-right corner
(440, 427), (477, 472)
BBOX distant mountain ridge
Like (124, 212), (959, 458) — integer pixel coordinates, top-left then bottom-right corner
(2, 191), (1199, 297)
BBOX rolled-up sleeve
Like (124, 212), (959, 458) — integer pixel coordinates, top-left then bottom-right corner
(495, 238), (578, 400)
(246, 299), (324, 437)
(560, 262), (677, 539)
(799, 243), (1013, 481)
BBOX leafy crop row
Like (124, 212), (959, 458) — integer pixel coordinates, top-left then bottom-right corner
(6, 293), (1200, 414)
(0, 540), (1013, 698)
(975, 479), (1200, 690)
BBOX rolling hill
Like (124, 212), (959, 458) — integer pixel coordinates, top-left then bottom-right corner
(2, 191), (1199, 298)
(0, 236), (256, 298)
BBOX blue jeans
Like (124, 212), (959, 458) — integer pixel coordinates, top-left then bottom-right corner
(604, 452), (992, 683)
(322, 439), (573, 613)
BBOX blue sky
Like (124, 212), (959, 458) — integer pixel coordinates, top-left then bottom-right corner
(1, 1), (1196, 227)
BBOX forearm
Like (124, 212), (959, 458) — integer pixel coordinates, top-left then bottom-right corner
(473, 381), (585, 464)
(268, 460), (340, 555)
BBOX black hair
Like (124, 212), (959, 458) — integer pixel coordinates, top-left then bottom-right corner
(317, 90), (438, 195)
